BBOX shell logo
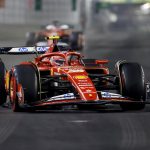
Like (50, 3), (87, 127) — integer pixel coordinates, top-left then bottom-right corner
(74, 75), (88, 80)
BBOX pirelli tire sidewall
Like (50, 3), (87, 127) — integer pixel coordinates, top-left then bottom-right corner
(119, 62), (145, 100)
(119, 62), (146, 110)
(0, 59), (7, 105)
(13, 64), (39, 103)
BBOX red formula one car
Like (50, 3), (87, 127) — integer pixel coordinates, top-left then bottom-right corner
(0, 37), (149, 112)
(26, 23), (84, 51)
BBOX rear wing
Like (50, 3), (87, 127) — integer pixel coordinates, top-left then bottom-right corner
(0, 47), (49, 54)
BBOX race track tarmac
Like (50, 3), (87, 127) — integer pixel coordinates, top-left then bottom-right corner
(0, 28), (150, 150)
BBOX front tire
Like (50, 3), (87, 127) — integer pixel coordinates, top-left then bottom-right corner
(119, 62), (145, 110)
(10, 64), (39, 111)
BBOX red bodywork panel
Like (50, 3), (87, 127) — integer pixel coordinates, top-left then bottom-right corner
(14, 50), (111, 102)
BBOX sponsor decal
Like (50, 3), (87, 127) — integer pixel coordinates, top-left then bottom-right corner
(36, 47), (49, 52)
(78, 80), (88, 82)
(101, 92), (124, 98)
(86, 89), (92, 93)
(89, 94), (93, 97)
(68, 69), (84, 73)
(78, 82), (92, 85)
(47, 93), (75, 101)
(67, 66), (84, 73)
(80, 87), (86, 89)
(64, 93), (74, 98)
(74, 75), (88, 80)
(101, 92), (111, 98)
(19, 47), (28, 52)
(77, 81), (93, 87)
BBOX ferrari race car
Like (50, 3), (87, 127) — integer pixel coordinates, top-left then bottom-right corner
(26, 23), (84, 51)
(0, 37), (149, 112)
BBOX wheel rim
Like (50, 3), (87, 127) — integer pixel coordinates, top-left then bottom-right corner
(17, 84), (24, 105)
(10, 77), (17, 110)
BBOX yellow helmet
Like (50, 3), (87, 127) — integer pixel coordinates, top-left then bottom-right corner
(46, 35), (60, 40)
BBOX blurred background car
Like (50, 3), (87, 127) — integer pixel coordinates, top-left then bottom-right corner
(25, 21), (84, 51)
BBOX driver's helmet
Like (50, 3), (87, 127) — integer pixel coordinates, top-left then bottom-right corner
(50, 56), (65, 66)
(46, 25), (56, 31)
(60, 24), (69, 30)
(60, 24), (71, 36)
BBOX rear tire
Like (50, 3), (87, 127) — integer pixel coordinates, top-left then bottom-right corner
(11, 64), (39, 111)
(119, 62), (145, 110)
(0, 59), (7, 105)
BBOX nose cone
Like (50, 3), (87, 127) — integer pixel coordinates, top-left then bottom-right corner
(68, 72), (99, 101)
(81, 92), (98, 101)
(57, 66), (99, 101)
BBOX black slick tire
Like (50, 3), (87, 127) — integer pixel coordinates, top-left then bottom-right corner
(119, 62), (145, 110)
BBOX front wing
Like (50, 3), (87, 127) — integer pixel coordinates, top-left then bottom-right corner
(26, 98), (150, 109)
(20, 83), (150, 109)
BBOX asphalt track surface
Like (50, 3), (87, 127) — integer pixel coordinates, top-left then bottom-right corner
(0, 28), (150, 150)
